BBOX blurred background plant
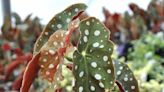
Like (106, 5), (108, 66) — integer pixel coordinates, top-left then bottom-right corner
(0, 12), (42, 91)
(0, 0), (164, 92)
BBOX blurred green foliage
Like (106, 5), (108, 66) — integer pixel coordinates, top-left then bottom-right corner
(127, 32), (164, 92)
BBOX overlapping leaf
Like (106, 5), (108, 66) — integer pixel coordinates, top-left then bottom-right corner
(33, 3), (87, 54)
(21, 4), (87, 92)
(39, 30), (67, 82)
(73, 17), (115, 92)
(114, 61), (139, 92)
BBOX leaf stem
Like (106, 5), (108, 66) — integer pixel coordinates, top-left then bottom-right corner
(115, 80), (124, 92)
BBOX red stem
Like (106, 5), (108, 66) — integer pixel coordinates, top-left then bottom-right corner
(115, 80), (124, 92)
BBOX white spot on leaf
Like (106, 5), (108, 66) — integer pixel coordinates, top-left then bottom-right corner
(51, 24), (55, 28)
(93, 42), (99, 47)
(57, 24), (62, 29)
(107, 69), (111, 73)
(45, 32), (48, 35)
(75, 65), (78, 70)
(79, 86), (83, 92)
(66, 18), (71, 23)
(60, 42), (64, 47)
(48, 64), (54, 69)
(46, 71), (50, 75)
(110, 81), (113, 84)
(43, 58), (47, 62)
(68, 12), (71, 15)
(94, 74), (102, 80)
(103, 56), (108, 61)
(61, 33), (64, 37)
(124, 77), (128, 81)
(90, 86), (95, 91)
(117, 71), (121, 75)
(91, 62), (97, 68)
(83, 36), (88, 42)
(49, 50), (55, 55)
(99, 82), (104, 88)
(84, 29), (89, 35)
(119, 66), (123, 70)
(79, 71), (84, 77)
(86, 21), (90, 26)
(53, 42), (58, 46)
(99, 45), (104, 48)
(131, 86), (135, 89)
(94, 30), (100, 36)
(75, 8), (79, 12)
(41, 65), (44, 68)
(130, 78), (133, 81)
(55, 56), (58, 60)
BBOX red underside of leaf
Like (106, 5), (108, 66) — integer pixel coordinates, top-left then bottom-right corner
(20, 53), (41, 92)
(72, 11), (84, 21)
(65, 28), (75, 44)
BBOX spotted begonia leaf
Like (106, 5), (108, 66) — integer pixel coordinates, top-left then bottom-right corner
(73, 17), (115, 92)
(33, 3), (87, 54)
(39, 30), (68, 82)
(114, 61), (139, 92)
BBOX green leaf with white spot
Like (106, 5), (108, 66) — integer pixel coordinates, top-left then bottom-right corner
(33, 3), (87, 54)
(73, 17), (115, 92)
(114, 61), (139, 92)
